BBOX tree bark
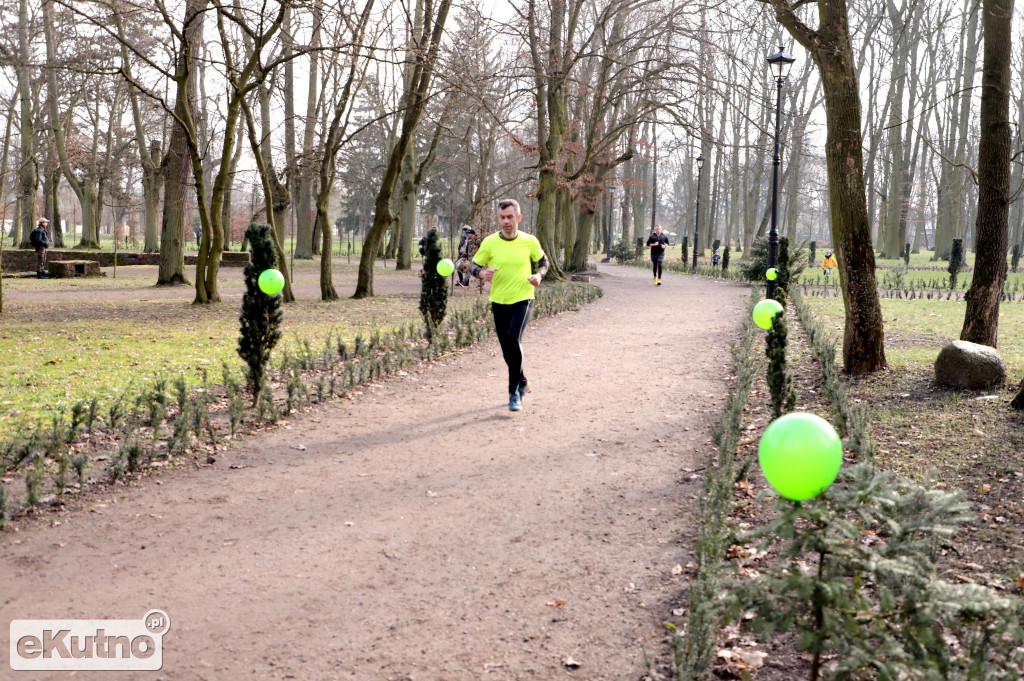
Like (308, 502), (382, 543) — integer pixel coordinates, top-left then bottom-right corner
(17, 0), (38, 249)
(771, 0), (887, 374)
(354, 0), (452, 298)
(960, 0), (1014, 347)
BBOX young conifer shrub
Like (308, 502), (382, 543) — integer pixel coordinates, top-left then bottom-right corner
(52, 450), (70, 499)
(0, 482), (10, 529)
(809, 240), (817, 266)
(766, 237), (797, 417)
(681, 235), (689, 263)
(238, 223), (283, 403)
(86, 397), (99, 433)
(1012, 244), (1020, 273)
(949, 238), (965, 290)
(108, 394), (125, 431)
(25, 458), (44, 507)
(728, 463), (1024, 681)
(722, 245), (731, 271)
(71, 452), (89, 487)
(69, 401), (86, 440)
(903, 242), (911, 267)
(420, 229), (449, 340)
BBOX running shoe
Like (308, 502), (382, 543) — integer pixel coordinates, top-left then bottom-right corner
(657, 279), (662, 286)
(509, 391), (522, 412)
(517, 380), (530, 404)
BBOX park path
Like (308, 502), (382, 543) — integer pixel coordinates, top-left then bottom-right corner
(1, 264), (749, 681)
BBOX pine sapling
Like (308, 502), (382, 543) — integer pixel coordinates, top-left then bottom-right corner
(69, 401), (86, 440)
(949, 238), (965, 290)
(420, 227), (450, 340)
(85, 397), (99, 433)
(0, 482), (9, 529)
(25, 458), (44, 507)
(52, 450), (70, 499)
(238, 223), (283, 403)
(71, 452), (90, 487)
(1012, 244), (1020, 273)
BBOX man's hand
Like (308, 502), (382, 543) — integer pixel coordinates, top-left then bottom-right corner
(481, 267), (498, 282)
(528, 274), (542, 287)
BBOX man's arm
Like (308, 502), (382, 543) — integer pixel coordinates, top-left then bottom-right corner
(534, 254), (549, 279)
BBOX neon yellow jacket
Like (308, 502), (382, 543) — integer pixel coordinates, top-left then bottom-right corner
(822, 254), (838, 270)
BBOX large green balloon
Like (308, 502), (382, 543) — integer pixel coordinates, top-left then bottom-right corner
(752, 298), (784, 329)
(758, 412), (843, 501)
(436, 258), (455, 277)
(765, 267), (778, 281)
(257, 268), (285, 295)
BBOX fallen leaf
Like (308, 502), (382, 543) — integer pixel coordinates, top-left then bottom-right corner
(546, 598), (566, 607)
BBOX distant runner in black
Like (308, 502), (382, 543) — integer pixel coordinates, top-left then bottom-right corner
(646, 225), (669, 286)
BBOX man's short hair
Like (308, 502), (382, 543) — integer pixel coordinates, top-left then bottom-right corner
(497, 199), (521, 214)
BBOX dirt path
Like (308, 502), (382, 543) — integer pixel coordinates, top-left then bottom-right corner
(1, 264), (749, 680)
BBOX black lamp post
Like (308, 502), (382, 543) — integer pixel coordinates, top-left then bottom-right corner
(766, 45), (795, 298)
(692, 153), (704, 271)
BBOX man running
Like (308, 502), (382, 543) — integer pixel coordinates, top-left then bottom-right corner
(646, 224), (669, 285)
(471, 199), (548, 412)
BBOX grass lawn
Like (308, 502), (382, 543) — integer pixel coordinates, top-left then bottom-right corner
(801, 294), (1024, 584)
(0, 259), (479, 440)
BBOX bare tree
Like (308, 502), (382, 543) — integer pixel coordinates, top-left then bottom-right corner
(353, 0), (453, 298)
(768, 0), (887, 375)
(960, 0), (1015, 347)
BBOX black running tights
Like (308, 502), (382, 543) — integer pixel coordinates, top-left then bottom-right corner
(651, 256), (663, 279)
(492, 300), (533, 394)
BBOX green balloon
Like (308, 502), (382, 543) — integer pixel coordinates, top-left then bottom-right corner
(752, 298), (784, 329)
(436, 258), (455, 277)
(759, 412), (843, 501)
(766, 267), (778, 281)
(257, 268), (285, 295)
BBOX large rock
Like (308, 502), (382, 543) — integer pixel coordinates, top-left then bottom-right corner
(934, 340), (1006, 389)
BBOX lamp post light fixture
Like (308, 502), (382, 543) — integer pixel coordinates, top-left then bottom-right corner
(692, 153), (704, 271)
(766, 45), (795, 299)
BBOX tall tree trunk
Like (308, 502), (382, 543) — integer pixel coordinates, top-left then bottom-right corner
(17, 0), (37, 250)
(43, 167), (64, 248)
(158, 0), (207, 286)
(294, 0), (321, 261)
(115, 7), (162, 254)
(354, 0), (451, 298)
(951, 0), (982, 243)
(772, 0), (887, 374)
(961, 0), (1014, 347)
(142, 140), (162, 253)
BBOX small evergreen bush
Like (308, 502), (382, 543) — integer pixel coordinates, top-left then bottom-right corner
(809, 240), (817, 266)
(948, 238), (964, 290)
(729, 463), (1024, 681)
(740, 236), (806, 283)
(419, 228), (449, 339)
(238, 223), (283, 402)
(681, 235), (688, 263)
(609, 239), (637, 264)
(722, 245), (730, 271)
(1012, 244), (1020, 273)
